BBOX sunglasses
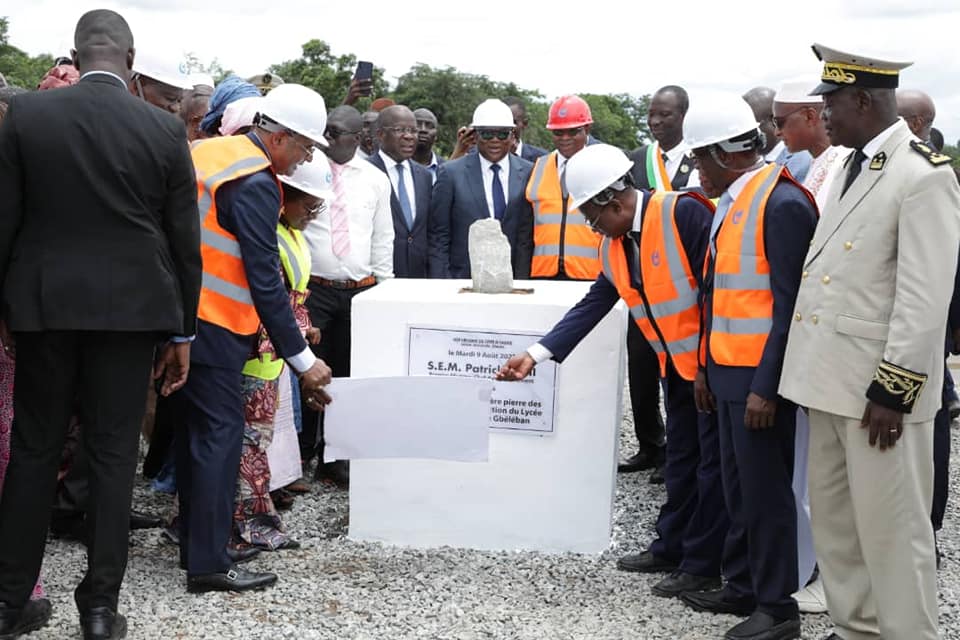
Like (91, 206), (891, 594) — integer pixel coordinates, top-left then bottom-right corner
(477, 129), (512, 141)
(552, 127), (584, 138)
(382, 126), (418, 136)
(771, 107), (808, 130)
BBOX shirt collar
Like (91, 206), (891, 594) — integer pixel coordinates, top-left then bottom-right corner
(862, 119), (905, 159)
(660, 140), (690, 164)
(723, 164), (768, 203)
(378, 149), (408, 171)
(79, 70), (128, 88)
(429, 152), (440, 169)
(631, 190), (646, 234)
(514, 140), (524, 156)
(479, 153), (508, 173)
(764, 140), (785, 162)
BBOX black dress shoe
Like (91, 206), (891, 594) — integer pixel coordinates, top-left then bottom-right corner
(681, 587), (756, 616)
(651, 571), (721, 598)
(617, 447), (665, 473)
(649, 463), (665, 485)
(187, 566), (278, 593)
(274, 539), (301, 550)
(129, 510), (163, 530)
(227, 545), (262, 564)
(80, 607), (126, 640)
(0, 599), (52, 640)
(616, 551), (678, 574)
(724, 611), (800, 640)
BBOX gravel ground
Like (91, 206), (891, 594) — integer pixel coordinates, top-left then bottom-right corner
(31, 404), (960, 640)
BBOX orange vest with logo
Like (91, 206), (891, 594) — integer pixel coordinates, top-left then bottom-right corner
(526, 151), (602, 280)
(191, 135), (276, 335)
(708, 164), (813, 367)
(600, 192), (710, 381)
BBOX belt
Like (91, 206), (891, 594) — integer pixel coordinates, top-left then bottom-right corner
(310, 275), (376, 290)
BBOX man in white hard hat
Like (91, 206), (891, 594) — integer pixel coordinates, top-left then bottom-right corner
(171, 83), (334, 594)
(496, 143), (729, 601)
(129, 52), (194, 114)
(780, 45), (960, 640)
(679, 92), (817, 640)
(428, 98), (534, 279)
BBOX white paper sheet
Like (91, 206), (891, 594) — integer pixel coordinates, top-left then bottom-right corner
(322, 376), (492, 462)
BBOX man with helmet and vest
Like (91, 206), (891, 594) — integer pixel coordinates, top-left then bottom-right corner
(129, 52), (194, 114)
(172, 83), (333, 594)
(680, 93), (817, 640)
(499, 143), (729, 601)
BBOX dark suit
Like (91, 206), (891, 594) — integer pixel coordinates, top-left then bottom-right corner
(518, 141), (548, 162)
(703, 179), (817, 620)
(0, 73), (201, 612)
(428, 153), (534, 279)
(367, 153), (433, 278)
(628, 144), (697, 191)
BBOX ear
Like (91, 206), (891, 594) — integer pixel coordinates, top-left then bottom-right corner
(127, 47), (135, 71)
(70, 49), (80, 69)
(855, 89), (872, 111)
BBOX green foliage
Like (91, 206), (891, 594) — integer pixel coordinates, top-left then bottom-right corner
(942, 143), (960, 169)
(581, 93), (651, 151)
(0, 17), (54, 89)
(269, 40), (388, 112)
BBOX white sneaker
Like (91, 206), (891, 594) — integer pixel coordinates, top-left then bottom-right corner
(793, 576), (828, 614)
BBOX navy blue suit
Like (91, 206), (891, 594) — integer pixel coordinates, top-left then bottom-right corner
(173, 133), (309, 576)
(428, 153), (534, 279)
(366, 153), (433, 278)
(932, 249), (960, 531)
(540, 191), (728, 577)
(518, 141), (548, 162)
(703, 179), (817, 619)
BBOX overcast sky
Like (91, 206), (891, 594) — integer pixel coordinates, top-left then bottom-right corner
(5, 0), (960, 143)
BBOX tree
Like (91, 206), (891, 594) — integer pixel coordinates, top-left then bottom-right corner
(269, 40), (388, 111)
(0, 17), (54, 89)
(580, 93), (651, 151)
(942, 142), (960, 169)
(182, 52), (232, 84)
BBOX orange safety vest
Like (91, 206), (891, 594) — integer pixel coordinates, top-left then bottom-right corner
(191, 135), (276, 335)
(526, 151), (602, 280)
(600, 192), (709, 381)
(707, 164), (813, 366)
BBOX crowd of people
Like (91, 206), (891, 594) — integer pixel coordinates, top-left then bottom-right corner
(0, 8), (958, 640)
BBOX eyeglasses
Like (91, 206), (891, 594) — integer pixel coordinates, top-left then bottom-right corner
(325, 128), (361, 139)
(304, 200), (326, 215)
(382, 126), (418, 136)
(771, 107), (808, 130)
(477, 130), (512, 141)
(552, 127), (584, 138)
(288, 135), (315, 158)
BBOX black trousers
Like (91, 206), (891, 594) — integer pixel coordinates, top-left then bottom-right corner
(0, 331), (156, 612)
(626, 320), (666, 453)
(299, 282), (372, 462)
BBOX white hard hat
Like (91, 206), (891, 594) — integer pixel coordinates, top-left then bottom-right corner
(278, 153), (334, 200)
(257, 83), (329, 147)
(188, 72), (215, 89)
(565, 143), (635, 211)
(470, 99), (515, 129)
(132, 53), (194, 90)
(683, 92), (761, 152)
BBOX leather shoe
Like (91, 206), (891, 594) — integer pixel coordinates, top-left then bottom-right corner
(0, 599), (52, 640)
(724, 611), (800, 640)
(651, 571), (720, 598)
(80, 607), (126, 640)
(617, 447), (664, 473)
(187, 566), (278, 593)
(616, 551), (677, 574)
(179, 545), (261, 570)
(681, 587), (756, 616)
(649, 463), (665, 485)
(129, 510), (163, 530)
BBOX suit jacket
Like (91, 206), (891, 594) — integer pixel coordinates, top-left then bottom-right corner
(0, 73), (201, 335)
(428, 153), (534, 279)
(780, 121), (960, 422)
(367, 153), (433, 278)
(775, 146), (812, 183)
(519, 142), (548, 162)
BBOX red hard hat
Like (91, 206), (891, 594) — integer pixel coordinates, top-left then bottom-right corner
(546, 95), (593, 130)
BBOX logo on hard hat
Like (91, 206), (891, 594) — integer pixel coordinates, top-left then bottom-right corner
(651, 250), (661, 267)
(558, 108), (568, 117)
(732, 210), (743, 224)
(179, 62), (189, 75)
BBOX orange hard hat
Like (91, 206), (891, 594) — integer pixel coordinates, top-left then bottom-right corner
(546, 95), (593, 130)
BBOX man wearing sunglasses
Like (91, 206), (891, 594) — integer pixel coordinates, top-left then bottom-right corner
(744, 86), (812, 183)
(498, 143), (729, 601)
(428, 99), (533, 280)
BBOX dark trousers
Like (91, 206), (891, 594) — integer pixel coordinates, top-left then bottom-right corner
(172, 363), (243, 575)
(626, 321), (665, 453)
(717, 396), (799, 620)
(299, 282), (371, 462)
(648, 364), (728, 577)
(932, 362), (953, 531)
(0, 331), (155, 612)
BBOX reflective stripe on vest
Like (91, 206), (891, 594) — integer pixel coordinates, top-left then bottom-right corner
(708, 164), (781, 367)
(599, 192), (704, 381)
(192, 136), (275, 335)
(526, 151), (602, 280)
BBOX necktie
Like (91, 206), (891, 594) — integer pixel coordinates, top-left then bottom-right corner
(328, 162), (351, 258)
(710, 192), (733, 257)
(491, 163), (506, 220)
(840, 149), (867, 198)
(395, 162), (414, 229)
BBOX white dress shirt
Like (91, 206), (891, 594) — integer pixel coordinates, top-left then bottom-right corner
(659, 141), (701, 189)
(765, 140), (786, 163)
(302, 152), (395, 282)
(378, 149), (418, 221)
(478, 153), (512, 218)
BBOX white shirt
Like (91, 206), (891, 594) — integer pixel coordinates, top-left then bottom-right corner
(858, 119), (904, 171)
(515, 140), (526, 158)
(478, 153), (511, 218)
(378, 149), (418, 220)
(710, 164), (767, 256)
(79, 70), (127, 86)
(764, 140), (786, 163)
(657, 141), (701, 189)
(302, 152), (395, 282)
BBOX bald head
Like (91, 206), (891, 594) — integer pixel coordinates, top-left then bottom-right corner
(72, 10), (134, 78)
(743, 86), (777, 155)
(897, 89), (936, 141)
(328, 104), (362, 132)
(377, 105), (415, 129)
